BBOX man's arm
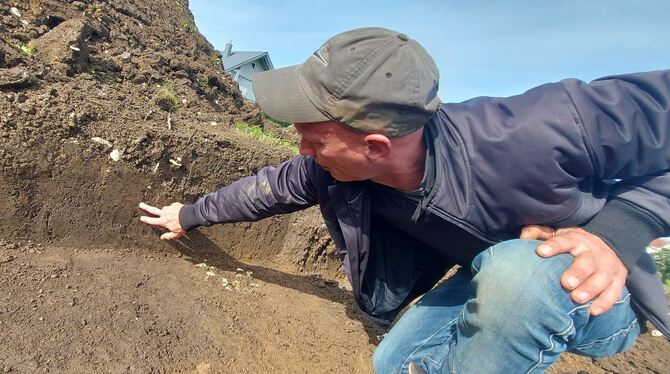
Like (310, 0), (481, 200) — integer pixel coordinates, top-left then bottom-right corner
(139, 155), (320, 238)
(562, 70), (670, 268)
(524, 70), (670, 315)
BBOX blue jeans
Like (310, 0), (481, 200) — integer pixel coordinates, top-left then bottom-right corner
(373, 240), (640, 374)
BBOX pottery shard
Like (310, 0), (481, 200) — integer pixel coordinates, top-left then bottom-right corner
(0, 67), (34, 88)
(32, 19), (91, 75)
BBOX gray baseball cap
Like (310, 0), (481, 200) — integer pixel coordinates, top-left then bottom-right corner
(252, 27), (440, 137)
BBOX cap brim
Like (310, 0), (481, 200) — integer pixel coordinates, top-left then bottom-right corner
(252, 65), (330, 124)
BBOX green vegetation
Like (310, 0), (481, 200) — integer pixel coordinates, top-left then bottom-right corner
(199, 73), (218, 88)
(87, 67), (97, 76)
(652, 248), (670, 287)
(14, 43), (33, 57)
(158, 81), (182, 112)
(262, 112), (293, 128)
(235, 123), (298, 154)
(181, 21), (198, 33)
(210, 55), (222, 67)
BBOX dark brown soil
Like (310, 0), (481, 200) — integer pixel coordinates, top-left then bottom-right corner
(0, 1), (668, 372)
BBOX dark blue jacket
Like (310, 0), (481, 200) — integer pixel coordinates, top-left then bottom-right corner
(180, 69), (670, 338)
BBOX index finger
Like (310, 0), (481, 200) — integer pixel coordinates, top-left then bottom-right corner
(139, 202), (162, 216)
(536, 235), (576, 257)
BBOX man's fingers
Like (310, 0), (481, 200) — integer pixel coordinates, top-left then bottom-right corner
(160, 231), (182, 240)
(561, 254), (596, 291)
(139, 215), (165, 226)
(588, 277), (626, 316)
(535, 235), (575, 257)
(568, 270), (611, 304)
(520, 225), (555, 240)
(139, 202), (162, 216)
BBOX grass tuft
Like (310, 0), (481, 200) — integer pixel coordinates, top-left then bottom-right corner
(158, 81), (182, 112)
(181, 21), (198, 33)
(14, 43), (33, 57)
(235, 123), (298, 154)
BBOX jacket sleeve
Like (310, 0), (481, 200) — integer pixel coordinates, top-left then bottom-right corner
(178, 156), (319, 230)
(560, 69), (670, 268)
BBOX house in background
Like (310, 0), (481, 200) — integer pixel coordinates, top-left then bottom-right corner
(221, 41), (274, 101)
(648, 238), (670, 253)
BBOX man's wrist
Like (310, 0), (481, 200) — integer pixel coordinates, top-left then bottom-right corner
(582, 198), (665, 269)
(178, 204), (200, 231)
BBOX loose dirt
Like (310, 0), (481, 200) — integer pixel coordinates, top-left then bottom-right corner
(0, 1), (668, 373)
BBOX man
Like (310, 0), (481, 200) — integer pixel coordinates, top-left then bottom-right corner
(139, 27), (670, 373)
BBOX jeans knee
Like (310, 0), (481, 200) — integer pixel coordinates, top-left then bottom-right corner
(372, 338), (397, 374)
(473, 239), (572, 295)
(467, 240), (575, 329)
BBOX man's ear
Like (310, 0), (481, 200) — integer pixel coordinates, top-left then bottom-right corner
(363, 134), (392, 161)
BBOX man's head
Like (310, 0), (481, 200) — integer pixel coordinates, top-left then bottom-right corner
(253, 27), (440, 138)
(293, 120), (426, 187)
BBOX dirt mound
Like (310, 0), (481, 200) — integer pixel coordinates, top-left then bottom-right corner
(0, 1), (667, 372)
(0, 0), (337, 271)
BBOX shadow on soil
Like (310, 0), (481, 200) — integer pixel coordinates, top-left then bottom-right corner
(152, 227), (387, 344)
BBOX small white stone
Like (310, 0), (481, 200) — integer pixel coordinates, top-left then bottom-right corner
(69, 45), (80, 52)
(194, 263), (208, 268)
(120, 51), (131, 60)
(168, 158), (182, 167)
(650, 329), (663, 337)
(9, 7), (21, 17)
(210, 121), (217, 126)
(109, 149), (122, 161)
(91, 137), (113, 147)
(236, 268), (244, 272)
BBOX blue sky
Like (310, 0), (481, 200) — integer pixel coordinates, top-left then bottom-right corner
(189, 0), (669, 102)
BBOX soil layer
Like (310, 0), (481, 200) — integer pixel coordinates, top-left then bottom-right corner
(0, 1), (668, 373)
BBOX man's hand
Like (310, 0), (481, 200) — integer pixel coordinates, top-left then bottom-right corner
(520, 225), (628, 316)
(138, 202), (186, 240)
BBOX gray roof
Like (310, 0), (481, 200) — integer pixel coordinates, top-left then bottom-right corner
(222, 51), (274, 71)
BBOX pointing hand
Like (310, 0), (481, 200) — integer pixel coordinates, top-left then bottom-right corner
(138, 202), (186, 240)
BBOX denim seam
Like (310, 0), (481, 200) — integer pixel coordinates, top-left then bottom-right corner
(573, 318), (638, 350)
(566, 292), (630, 315)
(423, 356), (439, 366)
(393, 317), (459, 374)
(458, 304), (475, 336)
(526, 320), (575, 374)
(527, 292), (632, 373)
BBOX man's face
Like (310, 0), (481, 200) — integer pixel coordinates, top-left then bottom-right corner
(294, 121), (372, 181)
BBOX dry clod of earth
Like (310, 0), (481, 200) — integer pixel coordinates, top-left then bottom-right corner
(0, 1), (668, 373)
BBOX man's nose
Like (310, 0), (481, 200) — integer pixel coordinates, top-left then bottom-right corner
(299, 139), (315, 157)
